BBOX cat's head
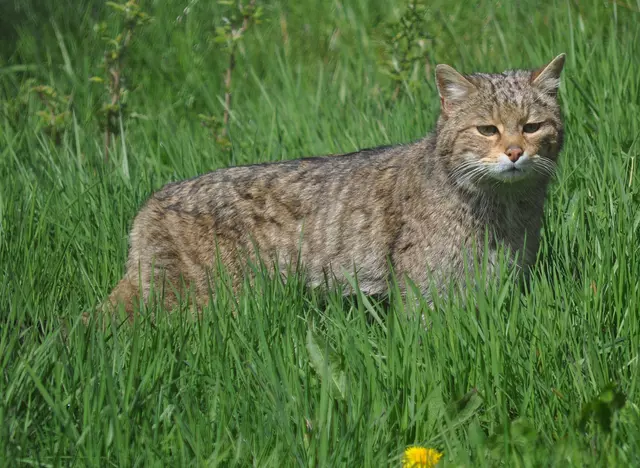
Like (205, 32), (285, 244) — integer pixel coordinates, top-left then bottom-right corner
(435, 54), (565, 191)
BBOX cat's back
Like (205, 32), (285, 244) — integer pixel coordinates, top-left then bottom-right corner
(149, 142), (426, 215)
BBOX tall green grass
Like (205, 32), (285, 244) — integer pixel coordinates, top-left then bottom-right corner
(1, 0), (639, 465)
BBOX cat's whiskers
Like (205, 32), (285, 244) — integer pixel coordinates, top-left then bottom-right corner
(449, 161), (488, 189)
(449, 161), (479, 181)
(534, 157), (557, 177)
(454, 164), (489, 188)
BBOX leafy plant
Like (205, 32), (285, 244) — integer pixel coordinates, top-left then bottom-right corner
(379, 0), (433, 101)
(579, 382), (626, 434)
(30, 84), (72, 145)
(91, 0), (152, 161)
(199, 0), (262, 150)
(306, 327), (347, 400)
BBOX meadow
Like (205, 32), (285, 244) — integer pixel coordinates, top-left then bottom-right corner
(1, 0), (639, 465)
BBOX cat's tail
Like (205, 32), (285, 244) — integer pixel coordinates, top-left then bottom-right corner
(107, 277), (139, 316)
(84, 277), (139, 325)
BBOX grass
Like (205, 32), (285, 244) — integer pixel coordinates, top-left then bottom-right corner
(1, 0), (640, 465)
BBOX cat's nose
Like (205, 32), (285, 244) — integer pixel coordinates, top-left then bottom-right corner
(505, 145), (524, 162)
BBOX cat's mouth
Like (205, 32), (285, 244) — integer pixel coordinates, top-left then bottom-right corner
(486, 153), (535, 182)
(506, 166), (528, 176)
(488, 162), (531, 182)
(496, 169), (526, 178)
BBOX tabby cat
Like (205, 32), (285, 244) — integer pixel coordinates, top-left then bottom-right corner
(105, 54), (566, 317)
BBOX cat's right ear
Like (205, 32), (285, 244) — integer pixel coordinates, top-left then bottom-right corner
(531, 53), (566, 95)
(435, 64), (477, 115)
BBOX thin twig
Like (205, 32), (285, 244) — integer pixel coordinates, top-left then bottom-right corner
(104, 20), (135, 162)
(221, 0), (256, 138)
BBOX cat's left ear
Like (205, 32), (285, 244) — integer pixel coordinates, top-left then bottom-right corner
(435, 64), (477, 115)
(531, 53), (566, 95)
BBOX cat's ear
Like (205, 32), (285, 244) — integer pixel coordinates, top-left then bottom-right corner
(435, 64), (477, 114)
(531, 53), (566, 95)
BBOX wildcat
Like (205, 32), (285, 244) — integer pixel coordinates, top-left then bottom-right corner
(104, 54), (566, 318)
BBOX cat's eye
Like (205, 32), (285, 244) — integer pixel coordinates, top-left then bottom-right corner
(477, 125), (499, 136)
(523, 122), (542, 133)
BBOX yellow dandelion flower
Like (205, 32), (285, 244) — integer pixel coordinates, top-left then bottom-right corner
(402, 446), (443, 468)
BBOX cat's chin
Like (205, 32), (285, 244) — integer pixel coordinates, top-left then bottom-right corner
(487, 167), (532, 183)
